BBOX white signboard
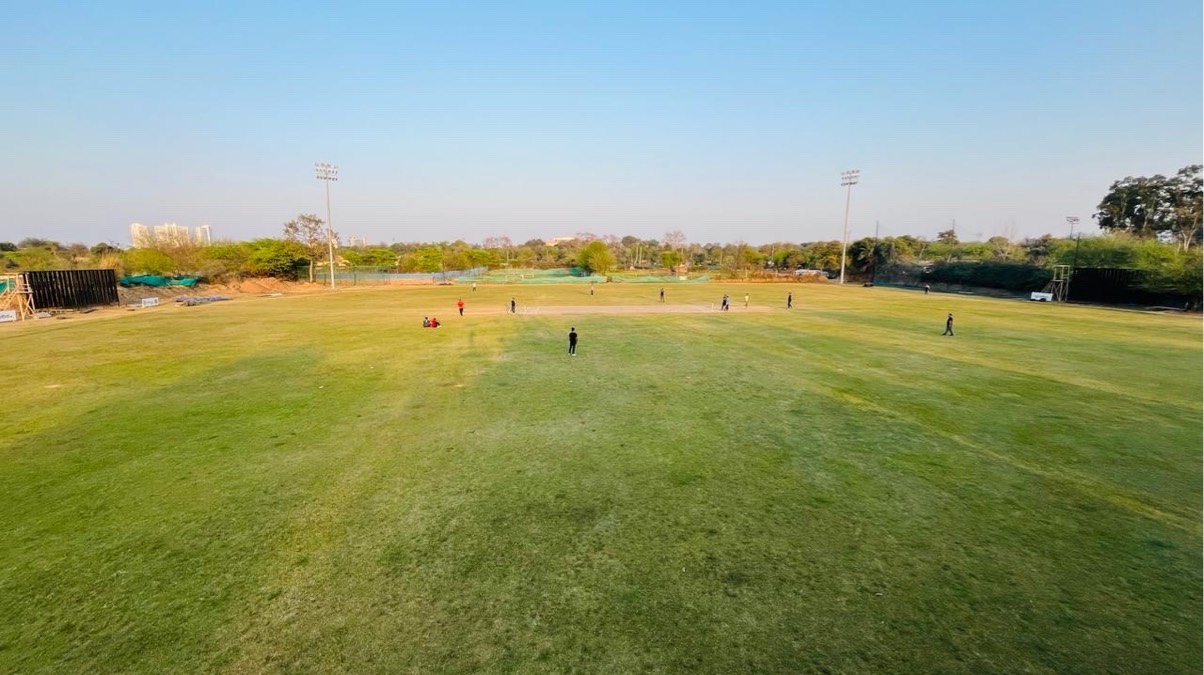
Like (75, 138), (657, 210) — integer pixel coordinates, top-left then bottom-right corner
(141, 297), (160, 308)
(1030, 292), (1053, 302)
(0, 310), (16, 323)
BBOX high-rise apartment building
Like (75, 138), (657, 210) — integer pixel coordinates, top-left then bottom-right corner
(131, 221), (214, 246)
(130, 223), (152, 247)
(153, 223), (193, 246)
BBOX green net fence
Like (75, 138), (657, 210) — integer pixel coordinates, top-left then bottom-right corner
(120, 275), (200, 287)
(455, 268), (710, 284)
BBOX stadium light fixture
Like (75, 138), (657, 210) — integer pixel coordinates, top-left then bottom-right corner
(315, 162), (339, 289)
(1066, 215), (1083, 299)
(839, 169), (861, 285)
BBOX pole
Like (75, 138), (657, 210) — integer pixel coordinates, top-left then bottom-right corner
(870, 220), (880, 285)
(839, 183), (852, 284)
(325, 179), (336, 289)
(1066, 216), (1080, 301)
(838, 169), (860, 285)
(315, 162), (339, 289)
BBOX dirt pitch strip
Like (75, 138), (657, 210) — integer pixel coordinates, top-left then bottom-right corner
(477, 303), (776, 315)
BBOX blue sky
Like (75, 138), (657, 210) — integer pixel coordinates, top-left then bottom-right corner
(1, 1), (1200, 246)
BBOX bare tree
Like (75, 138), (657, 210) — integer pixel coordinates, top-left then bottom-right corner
(283, 213), (335, 282)
(483, 235), (513, 265)
(664, 230), (687, 253)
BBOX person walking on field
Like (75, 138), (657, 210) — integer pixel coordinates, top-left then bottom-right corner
(787, 292), (793, 309)
(943, 313), (954, 336)
(472, 282), (477, 292)
(721, 294), (729, 311)
(924, 284), (930, 295)
(568, 326), (578, 356)
(510, 297), (516, 314)
(590, 281), (595, 296)
(744, 293), (749, 308)
(659, 287), (665, 303)
(457, 298), (465, 316)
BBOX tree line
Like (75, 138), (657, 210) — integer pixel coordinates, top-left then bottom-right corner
(2, 165), (1198, 294)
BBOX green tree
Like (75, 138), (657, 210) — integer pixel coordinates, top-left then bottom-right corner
(1095, 175), (1165, 238)
(1167, 165), (1202, 250)
(848, 238), (895, 275)
(889, 235), (922, 260)
(739, 245), (764, 273)
(466, 248), (495, 269)
(90, 242), (122, 256)
(410, 247), (443, 273)
(1022, 235), (1056, 264)
(18, 238), (59, 249)
(578, 240), (615, 276)
(443, 248), (470, 271)
(1094, 166), (1202, 249)
(801, 241), (842, 271)
(987, 236), (1018, 260)
(246, 239), (308, 279)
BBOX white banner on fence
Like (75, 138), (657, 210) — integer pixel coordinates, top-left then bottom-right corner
(1030, 292), (1053, 302)
(141, 297), (160, 308)
(0, 310), (17, 323)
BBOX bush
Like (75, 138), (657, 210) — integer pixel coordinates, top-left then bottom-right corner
(95, 252), (123, 277)
(246, 239), (308, 279)
(122, 248), (177, 275)
(1142, 249), (1203, 299)
(202, 242), (254, 281)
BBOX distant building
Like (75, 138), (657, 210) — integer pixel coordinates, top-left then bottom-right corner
(132, 221), (213, 246)
(129, 223), (152, 247)
(153, 223), (194, 246)
(545, 236), (576, 245)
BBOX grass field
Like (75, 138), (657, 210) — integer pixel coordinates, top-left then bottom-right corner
(1, 282), (1200, 674)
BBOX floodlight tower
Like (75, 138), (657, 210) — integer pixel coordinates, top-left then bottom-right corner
(1066, 215), (1079, 238)
(1066, 215), (1082, 300)
(838, 169), (861, 285)
(315, 162), (339, 289)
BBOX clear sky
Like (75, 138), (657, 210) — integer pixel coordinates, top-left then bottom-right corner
(2, 1), (1200, 247)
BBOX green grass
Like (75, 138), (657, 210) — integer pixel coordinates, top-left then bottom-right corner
(1, 283), (1200, 674)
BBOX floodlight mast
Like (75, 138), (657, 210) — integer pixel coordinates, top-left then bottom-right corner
(1066, 215), (1081, 299)
(315, 162), (339, 289)
(838, 169), (861, 285)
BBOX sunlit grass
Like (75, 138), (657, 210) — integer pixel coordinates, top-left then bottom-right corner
(1, 282), (1199, 673)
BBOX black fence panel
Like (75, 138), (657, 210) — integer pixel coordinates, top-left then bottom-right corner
(24, 269), (119, 309)
(1069, 267), (1189, 307)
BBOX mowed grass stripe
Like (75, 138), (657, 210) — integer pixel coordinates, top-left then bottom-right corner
(726, 315), (1201, 528)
